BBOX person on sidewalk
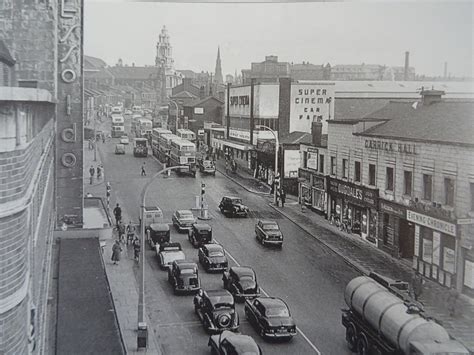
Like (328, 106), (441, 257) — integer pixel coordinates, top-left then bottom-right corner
(141, 162), (146, 176)
(111, 240), (122, 265)
(411, 271), (424, 301)
(89, 165), (95, 185)
(280, 189), (286, 207)
(113, 203), (122, 228)
(97, 165), (102, 180)
(132, 236), (140, 262)
(446, 286), (459, 317)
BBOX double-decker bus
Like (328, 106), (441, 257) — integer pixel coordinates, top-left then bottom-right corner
(157, 133), (178, 163)
(176, 128), (196, 142)
(169, 138), (196, 177)
(151, 128), (172, 158)
(137, 118), (153, 138)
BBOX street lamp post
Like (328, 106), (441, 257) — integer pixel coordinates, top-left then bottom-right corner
(138, 165), (189, 346)
(169, 100), (179, 133)
(256, 125), (279, 205)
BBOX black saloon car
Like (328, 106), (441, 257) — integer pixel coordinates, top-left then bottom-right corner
(223, 266), (260, 302)
(147, 223), (170, 248)
(245, 297), (297, 341)
(208, 330), (262, 355)
(193, 289), (239, 334)
(168, 260), (200, 294)
(172, 210), (196, 232)
(198, 243), (228, 272)
(188, 223), (212, 248)
(255, 220), (283, 248)
(219, 196), (249, 217)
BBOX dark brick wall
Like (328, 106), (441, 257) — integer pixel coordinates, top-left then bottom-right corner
(278, 78), (291, 137)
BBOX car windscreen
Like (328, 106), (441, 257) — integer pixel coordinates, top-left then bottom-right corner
(180, 268), (196, 275)
(180, 213), (194, 220)
(209, 251), (224, 257)
(263, 224), (279, 231)
(231, 199), (242, 204)
(265, 307), (289, 318)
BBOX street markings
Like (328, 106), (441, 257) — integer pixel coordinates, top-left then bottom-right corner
(215, 238), (322, 355)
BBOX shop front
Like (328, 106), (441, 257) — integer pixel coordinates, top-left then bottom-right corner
(311, 175), (326, 213)
(298, 168), (312, 207)
(327, 177), (379, 244)
(378, 200), (414, 260)
(409, 209), (458, 288)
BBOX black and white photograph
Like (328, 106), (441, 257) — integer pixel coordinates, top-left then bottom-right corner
(0, 0), (473, 354)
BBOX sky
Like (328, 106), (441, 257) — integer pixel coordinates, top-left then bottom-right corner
(84, 1), (473, 78)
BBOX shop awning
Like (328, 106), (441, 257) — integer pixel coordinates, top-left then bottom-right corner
(221, 139), (254, 151)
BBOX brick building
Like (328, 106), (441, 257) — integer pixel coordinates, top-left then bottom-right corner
(183, 96), (224, 140)
(325, 90), (474, 294)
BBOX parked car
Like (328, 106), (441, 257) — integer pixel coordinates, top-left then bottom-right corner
(255, 220), (283, 248)
(193, 289), (239, 334)
(120, 135), (129, 145)
(219, 196), (249, 218)
(172, 210), (196, 232)
(147, 223), (170, 249)
(208, 331), (262, 355)
(168, 260), (200, 294)
(245, 297), (297, 341)
(156, 242), (185, 270)
(124, 109), (132, 115)
(198, 243), (228, 272)
(115, 143), (125, 155)
(199, 159), (216, 175)
(223, 267), (260, 302)
(188, 223), (212, 248)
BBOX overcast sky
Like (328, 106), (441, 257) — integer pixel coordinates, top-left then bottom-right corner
(84, 1), (473, 78)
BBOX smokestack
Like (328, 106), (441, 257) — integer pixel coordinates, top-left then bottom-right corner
(404, 51), (409, 81)
(444, 62), (448, 79)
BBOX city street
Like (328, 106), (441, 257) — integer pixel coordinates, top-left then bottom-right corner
(98, 118), (359, 354)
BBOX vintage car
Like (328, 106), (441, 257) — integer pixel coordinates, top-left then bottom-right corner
(255, 220), (283, 248)
(218, 196), (249, 218)
(188, 223), (212, 248)
(147, 223), (170, 249)
(208, 331), (262, 355)
(193, 289), (239, 334)
(223, 267), (260, 302)
(244, 297), (297, 341)
(120, 135), (129, 145)
(199, 159), (216, 175)
(198, 243), (228, 272)
(168, 260), (200, 294)
(156, 242), (185, 270)
(114, 143), (125, 155)
(172, 210), (196, 232)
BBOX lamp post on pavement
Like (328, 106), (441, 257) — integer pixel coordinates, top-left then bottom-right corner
(255, 125), (279, 205)
(137, 165), (189, 348)
(169, 100), (179, 133)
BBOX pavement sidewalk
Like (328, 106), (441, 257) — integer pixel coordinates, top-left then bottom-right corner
(215, 157), (474, 353)
(83, 136), (163, 354)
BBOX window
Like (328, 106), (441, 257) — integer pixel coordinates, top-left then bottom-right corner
(368, 164), (376, 186)
(404, 171), (412, 196)
(342, 159), (348, 179)
(354, 161), (361, 183)
(330, 156), (336, 175)
(386, 167), (394, 191)
(423, 174), (433, 201)
(444, 178), (455, 207)
(319, 155), (324, 174)
(471, 183), (474, 211)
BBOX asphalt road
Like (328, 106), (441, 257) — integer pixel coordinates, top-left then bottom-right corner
(100, 117), (359, 355)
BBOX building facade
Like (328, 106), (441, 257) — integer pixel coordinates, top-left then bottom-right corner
(155, 26), (183, 98)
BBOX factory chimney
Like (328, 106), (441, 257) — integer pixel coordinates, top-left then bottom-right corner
(404, 51), (409, 81)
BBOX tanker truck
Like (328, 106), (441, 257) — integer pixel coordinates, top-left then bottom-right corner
(342, 274), (469, 355)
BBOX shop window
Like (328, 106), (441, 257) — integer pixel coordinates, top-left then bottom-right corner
(404, 171), (412, 196)
(386, 167), (394, 191)
(342, 159), (348, 179)
(423, 174), (433, 201)
(444, 178), (455, 207)
(330, 156), (336, 175)
(368, 164), (376, 186)
(319, 155), (324, 173)
(354, 161), (361, 183)
(421, 229), (433, 263)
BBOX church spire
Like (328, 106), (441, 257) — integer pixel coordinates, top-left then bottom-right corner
(214, 46), (223, 86)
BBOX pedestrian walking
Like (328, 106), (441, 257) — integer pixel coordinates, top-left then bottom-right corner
(111, 240), (122, 265)
(89, 165), (95, 185)
(88, 138), (93, 150)
(102, 133), (105, 143)
(411, 271), (424, 301)
(446, 286), (459, 317)
(141, 162), (146, 176)
(96, 165), (102, 180)
(113, 203), (122, 228)
(280, 189), (286, 207)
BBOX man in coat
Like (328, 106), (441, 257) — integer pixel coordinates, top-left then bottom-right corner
(111, 240), (122, 265)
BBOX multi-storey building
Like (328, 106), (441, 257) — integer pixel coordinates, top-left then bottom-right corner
(326, 90), (474, 294)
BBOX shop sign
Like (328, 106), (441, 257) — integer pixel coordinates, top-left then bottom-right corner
(457, 218), (474, 225)
(230, 95), (250, 106)
(364, 139), (417, 155)
(307, 151), (318, 170)
(328, 178), (378, 209)
(229, 129), (250, 141)
(407, 210), (457, 236)
(380, 200), (406, 219)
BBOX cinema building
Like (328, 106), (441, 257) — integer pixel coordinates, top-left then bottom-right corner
(327, 90), (474, 293)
